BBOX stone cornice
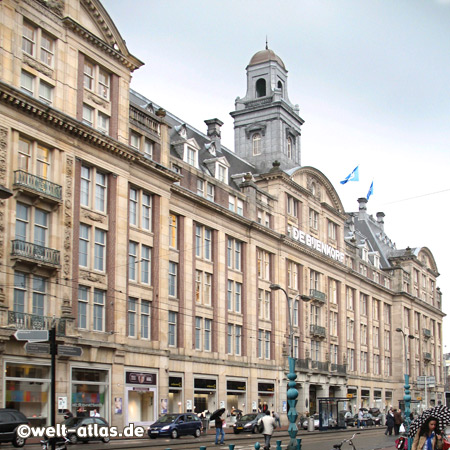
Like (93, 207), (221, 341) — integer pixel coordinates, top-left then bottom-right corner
(0, 82), (178, 181)
(62, 17), (143, 72)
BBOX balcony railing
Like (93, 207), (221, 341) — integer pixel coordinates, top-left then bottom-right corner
(310, 324), (326, 338)
(423, 352), (432, 361)
(14, 170), (62, 201)
(129, 105), (161, 136)
(311, 360), (329, 371)
(309, 289), (326, 303)
(331, 363), (347, 374)
(11, 240), (60, 266)
(423, 329), (431, 338)
(297, 359), (309, 369)
(8, 311), (66, 336)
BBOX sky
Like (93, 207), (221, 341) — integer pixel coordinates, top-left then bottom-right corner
(102, 0), (450, 347)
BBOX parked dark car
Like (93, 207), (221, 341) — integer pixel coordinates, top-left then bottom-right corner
(0, 408), (29, 447)
(62, 416), (110, 444)
(148, 413), (202, 439)
(232, 413), (265, 434)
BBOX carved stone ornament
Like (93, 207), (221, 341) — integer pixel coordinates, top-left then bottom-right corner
(88, 94), (107, 108)
(79, 270), (106, 284)
(306, 175), (321, 199)
(82, 209), (106, 223)
(36, 0), (65, 17)
(23, 54), (53, 78)
(0, 126), (8, 260)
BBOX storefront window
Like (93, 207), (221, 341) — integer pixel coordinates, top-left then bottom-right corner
(125, 371), (157, 426)
(194, 378), (217, 414)
(258, 382), (274, 413)
(168, 376), (183, 414)
(72, 368), (109, 420)
(227, 380), (246, 416)
(5, 363), (50, 426)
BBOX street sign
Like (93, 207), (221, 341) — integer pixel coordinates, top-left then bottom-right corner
(58, 345), (83, 357)
(417, 376), (436, 387)
(25, 342), (50, 354)
(14, 330), (49, 342)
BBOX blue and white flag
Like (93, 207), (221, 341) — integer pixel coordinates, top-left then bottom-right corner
(366, 181), (374, 200)
(340, 165), (359, 184)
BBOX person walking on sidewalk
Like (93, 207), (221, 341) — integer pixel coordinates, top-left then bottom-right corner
(411, 416), (443, 450)
(258, 409), (277, 450)
(214, 413), (225, 445)
(272, 411), (281, 428)
(393, 409), (403, 436)
(385, 408), (395, 436)
(357, 408), (365, 429)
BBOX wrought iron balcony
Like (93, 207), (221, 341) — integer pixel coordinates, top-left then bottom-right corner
(310, 324), (326, 338)
(423, 352), (432, 361)
(297, 359), (309, 370)
(14, 170), (62, 202)
(11, 240), (60, 266)
(423, 328), (431, 338)
(8, 311), (66, 336)
(309, 289), (326, 303)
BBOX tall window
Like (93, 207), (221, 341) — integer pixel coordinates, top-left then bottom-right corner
(129, 242), (151, 285)
(384, 303), (391, 324)
(14, 272), (46, 316)
(347, 348), (355, 371)
(228, 281), (242, 313)
(83, 59), (110, 99)
(309, 209), (319, 229)
(80, 165), (107, 212)
(373, 354), (380, 375)
(15, 203), (49, 247)
(128, 297), (137, 338)
(330, 311), (338, 336)
(384, 330), (391, 351)
(252, 133), (261, 155)
(330, 344), (338, 365)
(18, 138), (52, 179)
(195, 225), (212, 260)
(195, 317), (212, 352)
(168, 262), (178, 297)
(360, 293), (368, 315)
(93, 289), (105, 332)
(227, 324), (242, 356)
(328, 221), (337, 240)
(22, 21), (55, 66)
(20, 71), (54, 104)
(79, 225), (106, 271)
(373, 326), (379, 348)
(360, 324), (367, 345)
(373, 299), (380, 320)
(257, 249), (271, 280)
(287, 261), (298, 289)
(346, 318), (354, 341)
(264, 331), (271, 359)
(310, 340), (320, 362)
(329, 279), (338, 304)
(384, 356), (391, 376)
(346, 287), (354, 310)
(310, 270), (320, 292)
(168, 311), (177, 347)
(227, 238), (242, 271)
(360, 351), (368, 373)
(287, 195), (298, 217)
(287, 137), (293, 159)
(196, 271), (212, 306)
(169, 214), (178, 249)
(77, 285), (89, 329)
(310, 304), (320, 326)
(229, 196), (244, 216)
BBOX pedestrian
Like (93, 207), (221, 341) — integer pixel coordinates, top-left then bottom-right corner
(272, 411), (281, 428)
(92, 408), (100, 417)
(214, 413), (225, 445)
(411, 416), (443, 450)
(385, 408), (394, 436)
(357, 408), (365, 429)
(393, 408), (403, 436)
(258, 409), (277, 450)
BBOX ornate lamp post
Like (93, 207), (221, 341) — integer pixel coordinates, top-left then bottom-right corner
(270, 284), (310, 450)
(396, 328), (415, 449)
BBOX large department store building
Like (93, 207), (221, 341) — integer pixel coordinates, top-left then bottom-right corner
(0, 0), (445, 429)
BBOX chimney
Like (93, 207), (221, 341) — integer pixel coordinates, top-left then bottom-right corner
(357, 197), (368, 220)
(376, 212), (385, 230)
(204, 118), (223, 151)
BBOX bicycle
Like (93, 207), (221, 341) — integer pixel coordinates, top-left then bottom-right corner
(331, 432), (360, 449)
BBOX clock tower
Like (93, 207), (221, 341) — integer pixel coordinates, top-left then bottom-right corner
(230, 47), (304, 174)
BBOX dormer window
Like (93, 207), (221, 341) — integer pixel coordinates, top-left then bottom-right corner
(206, 143), (216, 156)
(184, 145), (198, 168)
(252, 133), (261, 156)
(216, 163), (228, 184)
(277, 80), (283, 96)
(256, 78), (266, 98)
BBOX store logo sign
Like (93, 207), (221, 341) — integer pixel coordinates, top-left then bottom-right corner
(288, 226), (344, 263)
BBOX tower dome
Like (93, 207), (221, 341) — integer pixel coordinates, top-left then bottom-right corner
(248, 48), (286, 70)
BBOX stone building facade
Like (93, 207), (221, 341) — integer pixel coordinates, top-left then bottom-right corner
(0, 0), (444, 430)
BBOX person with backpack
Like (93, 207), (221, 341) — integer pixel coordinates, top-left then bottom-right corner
(257, 410), (277, 450)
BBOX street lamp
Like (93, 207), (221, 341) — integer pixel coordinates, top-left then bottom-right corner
(270, 284), (310, 450)
(396, 328), (415, 447)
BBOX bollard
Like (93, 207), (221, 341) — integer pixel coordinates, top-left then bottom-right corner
(254, 442), (261, 450)
(276, 440), (282, 450)
(200, 447), (207, 450)
(297, 437), (302, 450)
(228, 445), (235, 450)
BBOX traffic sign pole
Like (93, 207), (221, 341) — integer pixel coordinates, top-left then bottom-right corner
(49, 326), (56, 450)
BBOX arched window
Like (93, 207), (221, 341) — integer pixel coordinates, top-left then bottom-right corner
(252, 133), (261, 156)
(277, 80), (283, 97)
(287, 137), (293, 159)
(256, 78), (266, 98)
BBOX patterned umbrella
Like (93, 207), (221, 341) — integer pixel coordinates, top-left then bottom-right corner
(408, 405), (450, 438)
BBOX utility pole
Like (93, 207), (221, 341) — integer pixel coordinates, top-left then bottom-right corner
(49, 326), (56, 450)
